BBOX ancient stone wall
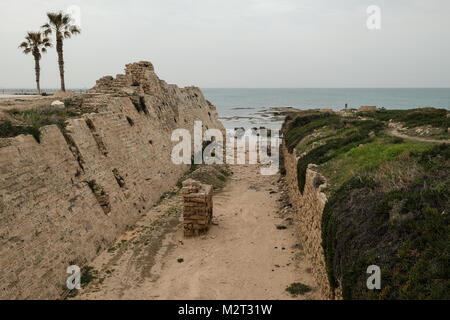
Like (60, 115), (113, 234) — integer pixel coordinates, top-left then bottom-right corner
(181, 179), (213, 236)
(282, 142), (340, 299)
(0, 61), (224, 299)
(359, 106), (377, 111)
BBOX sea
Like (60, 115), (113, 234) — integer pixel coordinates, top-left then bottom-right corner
(202, 88), (450, 131)
(2, 88), (450, 132)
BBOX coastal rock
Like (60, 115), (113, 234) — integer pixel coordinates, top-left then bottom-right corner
(51, 100), (64, 107)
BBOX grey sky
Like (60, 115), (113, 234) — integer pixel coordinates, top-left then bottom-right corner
(1, 0), (450, 88)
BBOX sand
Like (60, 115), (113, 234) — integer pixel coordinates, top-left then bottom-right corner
(74, 163), (318, 300)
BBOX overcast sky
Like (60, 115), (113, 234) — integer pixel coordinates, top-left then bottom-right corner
(1, 0), (450, 88)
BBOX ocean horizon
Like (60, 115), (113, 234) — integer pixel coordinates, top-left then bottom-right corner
(201, 88), (450, 130)
(3, 87), (449, 130)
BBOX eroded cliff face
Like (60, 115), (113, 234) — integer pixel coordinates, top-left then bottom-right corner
(0, 61), (224, 299)
(281, 143), (338, 299)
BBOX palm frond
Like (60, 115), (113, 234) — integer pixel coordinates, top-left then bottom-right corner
(18, 41), (29, 49)
(41, 23), (52, 36)
(47, 12), (60, 24)
(62, 14), (70, 25)
(44, 10), (81, 39)
(43, 41), (52, 48)
(19, 31), (50, 55)
(70, 25), (81, 35)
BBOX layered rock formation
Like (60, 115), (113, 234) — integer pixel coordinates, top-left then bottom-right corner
(0, 61), (224, 299)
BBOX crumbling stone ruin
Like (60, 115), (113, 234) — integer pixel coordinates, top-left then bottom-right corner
(181, 179), (213, 236)
(0, 61), (224, 299)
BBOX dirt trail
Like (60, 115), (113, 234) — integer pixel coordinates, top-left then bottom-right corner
(75, 164), (317, 300)
(387, 128), (450, 144)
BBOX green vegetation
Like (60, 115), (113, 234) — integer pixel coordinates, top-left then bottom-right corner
(292, 114), (384, 193)
(80, 266), (98, 286)
(286, 282), (312, 297)
(360, 108), (449, 129)
(65, 265), (98, 299)
(42, 11), (81, 92)
(321, 137), (434, 193)
(283, 109), (450, 300)
(18, 31), (52, 95)
(0, 120), (41, 142)
(3, 108), (80, 142)
(176, 163), (199, 188)
(0, 107), (91, 142)
(284, 112), (340, 152)
(7, 108), (77, 129)
(176, 164), (231, 191)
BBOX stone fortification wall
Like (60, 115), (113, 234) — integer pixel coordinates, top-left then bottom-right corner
(0, 61), (224, 299)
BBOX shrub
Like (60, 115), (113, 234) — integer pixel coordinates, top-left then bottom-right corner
(286, 111), (449, 300)
(3, 108), (80, 143)
(286, 282), (312, 296)
(296, 120), (383, 193)
(322, 167), (449, 299)
(361, 108), (449, 129)
(0, 120), (41, 142)
(284, 113), (341, 152)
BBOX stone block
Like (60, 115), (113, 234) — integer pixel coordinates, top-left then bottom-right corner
(182, 179), (213, 236)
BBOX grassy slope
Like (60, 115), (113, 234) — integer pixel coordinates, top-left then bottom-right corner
(282, 108), (450, 300)
(0, 96), (96, 142)
(1, 109), (80, 142)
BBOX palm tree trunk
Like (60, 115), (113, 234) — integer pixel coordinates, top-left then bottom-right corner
(33, 52), (41, 95)
(56, 37), (65, 92)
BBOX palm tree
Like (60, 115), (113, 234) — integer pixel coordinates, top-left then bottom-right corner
(19, 32), (52, 95)
(42, 12), (80, 92)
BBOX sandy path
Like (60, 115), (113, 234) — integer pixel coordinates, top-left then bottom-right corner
(75, 164), (317, 300)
